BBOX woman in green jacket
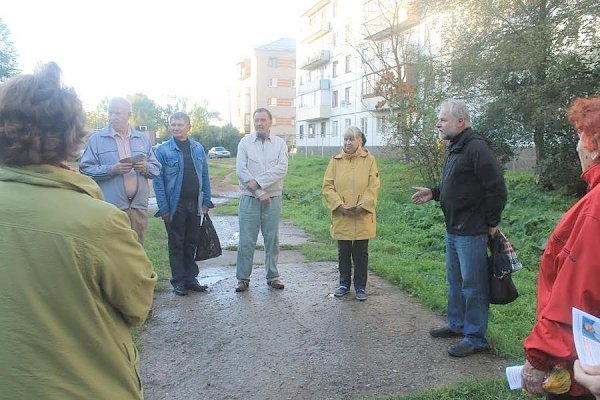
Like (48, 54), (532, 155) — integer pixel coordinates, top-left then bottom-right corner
(323, 126), (380, 301)
(0, 63), (157, 399)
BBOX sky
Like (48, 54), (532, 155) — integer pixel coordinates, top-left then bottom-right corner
(2, 0), (305, 121)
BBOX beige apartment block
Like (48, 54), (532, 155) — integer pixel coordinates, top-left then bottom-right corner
(232, 38), (297, 148)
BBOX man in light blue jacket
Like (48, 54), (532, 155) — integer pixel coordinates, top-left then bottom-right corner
(153, 112), (214, 296)
(80, 97), (160, 244)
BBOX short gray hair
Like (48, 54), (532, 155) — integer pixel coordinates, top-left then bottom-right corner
(440, 99), (471, 127)
(344, 126), (366, 146)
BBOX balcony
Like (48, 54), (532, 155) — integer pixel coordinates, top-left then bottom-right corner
(300, 50), (331, 70)
(302, 0), (329, 17)
(303, 21), (331, 43)
(298, 79), (330, 96)
(297, 105), (331, 121)
(363, 2), (420, 41)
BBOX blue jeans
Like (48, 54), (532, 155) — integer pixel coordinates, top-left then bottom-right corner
(445, 233), (490, 348)
(236, 195), (281, 282)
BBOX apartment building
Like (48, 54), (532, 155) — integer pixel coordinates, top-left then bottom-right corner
(296, 0), (430, 155)
(232, 38), (297, 147)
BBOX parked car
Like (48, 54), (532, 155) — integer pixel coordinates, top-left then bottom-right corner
(208, 146), (231, 159)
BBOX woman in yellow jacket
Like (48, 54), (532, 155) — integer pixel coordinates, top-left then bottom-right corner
(323, 126), (380, 300)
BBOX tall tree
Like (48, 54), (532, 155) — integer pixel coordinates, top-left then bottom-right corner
(85, 98), (109, 130)
(189, 103), (218, 133)
(435, 0), (600, 190)
(128, 93), (161, 131)
(0, 19), (19, 81)
(357, 0), (447, 183)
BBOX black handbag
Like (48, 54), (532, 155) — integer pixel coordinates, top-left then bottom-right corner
(488, 231), (519, 305)
(195, 213), (222, 261)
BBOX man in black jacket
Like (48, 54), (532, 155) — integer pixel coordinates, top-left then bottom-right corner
(412, 99), (507, 357)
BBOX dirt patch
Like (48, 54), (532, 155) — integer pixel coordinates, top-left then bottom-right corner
(140, 262), (506, 400)
(210, 174), (238, 196)
(139, 198), (508, 399)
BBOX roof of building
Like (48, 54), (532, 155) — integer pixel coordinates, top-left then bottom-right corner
(256, 38), (296, 51)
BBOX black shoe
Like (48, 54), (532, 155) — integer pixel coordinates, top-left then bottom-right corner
(186, 281), (208, 292)
(173, 285), (188, 296)
(334, 285), (349, 297)
(448, 341), (489, 357)
(429, 326), (462, 338)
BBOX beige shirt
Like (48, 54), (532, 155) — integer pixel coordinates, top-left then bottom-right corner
(236, 132), (288, 198)
(112, 127), (138, 199)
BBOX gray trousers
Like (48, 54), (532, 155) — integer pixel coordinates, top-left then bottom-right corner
(236, 195), (281, 282)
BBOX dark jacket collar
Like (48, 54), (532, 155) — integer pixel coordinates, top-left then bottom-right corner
(449, 127), (476, 152)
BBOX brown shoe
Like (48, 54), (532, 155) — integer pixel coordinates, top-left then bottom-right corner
(268, 279), (285, 290)
(235, 281), (249, 292)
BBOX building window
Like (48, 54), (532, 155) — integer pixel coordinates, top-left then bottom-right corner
(332, 60), (338, 77)
(244, 113), (251, 133)
(377, 116), (386, 133)
(299, 125), (304, 139)
(344, 87), (350, 104)
(360, 117), (368, 134)
(268, 78), (277, 87)
(269, 97), (277, 106)
(332, 90), (339, 108)
(345, 118), (351, 128)
(268, 57), (278, 67)
(308, 123), (315, 138)
(332, 120), (339, 137)
(345, 55), (351, 73)
(320, 122), (326, 137)
(278, 98), (293, 107)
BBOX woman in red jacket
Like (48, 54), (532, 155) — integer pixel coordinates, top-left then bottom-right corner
(522, 96), (600, 399)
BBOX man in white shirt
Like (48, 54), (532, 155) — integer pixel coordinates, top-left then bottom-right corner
(235, 108), (288, 292)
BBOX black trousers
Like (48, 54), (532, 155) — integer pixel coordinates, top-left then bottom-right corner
(165, 199), (200, 287)
(337, 240), (369, 289)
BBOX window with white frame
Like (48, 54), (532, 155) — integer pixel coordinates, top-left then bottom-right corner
(299, 125), (304, 139)
(332, 90), (339, 108)
(376, 116), (386, 133)
(345, 55), (351, 73)
(269, 97), (277, 106)
(344, 87), (350, 104)
(345, 118), (351, 128)
(332, 60), (338, 77)
(320, 122), (326, 137)
(360, 117), (368, 134)
(308, 123), (315, 138)
(332, 120), (339, 137)
(268, 57), (278, 67)
(268, 78), (277, 87)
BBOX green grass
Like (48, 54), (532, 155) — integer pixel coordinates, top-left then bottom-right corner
(208, 158), (238, 184)
(278, 156), (575, 399)
(142, 156), (575, 399)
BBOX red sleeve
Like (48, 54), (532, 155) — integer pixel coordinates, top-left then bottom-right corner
(524, 202), (600, 371)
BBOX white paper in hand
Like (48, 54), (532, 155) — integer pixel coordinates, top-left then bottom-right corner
(572, 307), (600, 366)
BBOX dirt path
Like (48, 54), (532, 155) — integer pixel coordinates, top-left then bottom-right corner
(140, 187), (508, 400)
